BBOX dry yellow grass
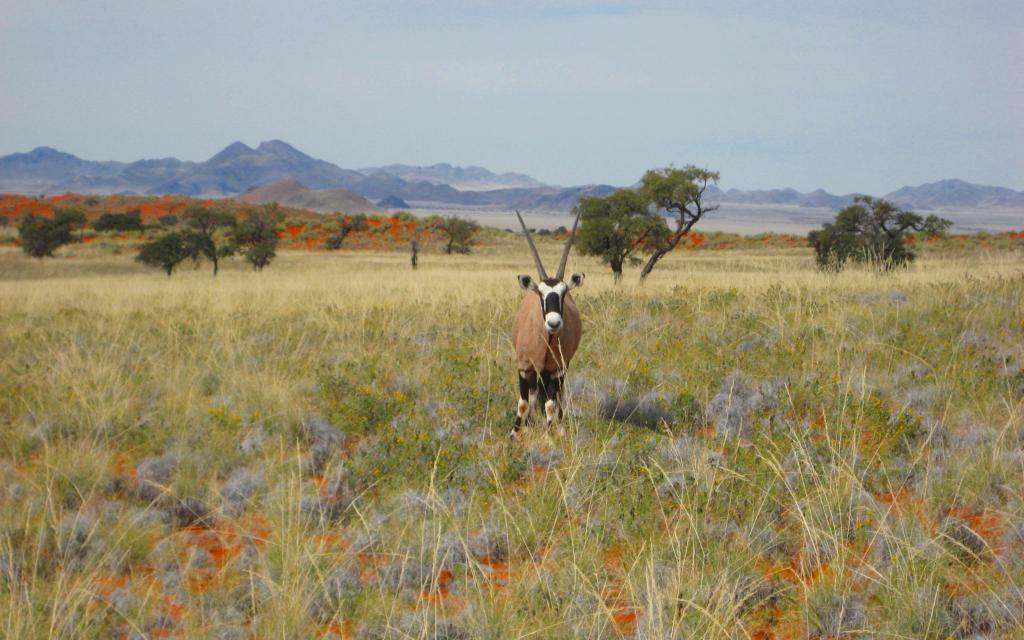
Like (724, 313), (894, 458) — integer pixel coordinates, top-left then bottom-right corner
(1, 242), (1023, 639)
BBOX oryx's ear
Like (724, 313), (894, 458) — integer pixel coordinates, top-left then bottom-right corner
(518, 274), (537, 290)
(568, 272), (585, 289)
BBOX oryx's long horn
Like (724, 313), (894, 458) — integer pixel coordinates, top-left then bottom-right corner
(516, 210), (548, 280)
(555, 211), (581, 281)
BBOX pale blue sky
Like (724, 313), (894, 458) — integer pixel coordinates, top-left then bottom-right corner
(1, 0), (1021, 193)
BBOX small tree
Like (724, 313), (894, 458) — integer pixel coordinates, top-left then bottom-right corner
(325, 213), (369, 250)
(410, 223), (423, 270)
(232, 204), (281, 271)
(17, 208), (86, 258)
(56, 207), (87, 231)
(136, 232), (195, 276)
(182, 205), (236, 275)
(93, 210), (145, 232)
(808, 196), (952, 271)
(638, 166), (719, 280)
(576, 189), (667, 282)
(433, 215), (481, 254)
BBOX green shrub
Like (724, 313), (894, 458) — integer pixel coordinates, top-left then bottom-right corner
(809, 196), (951, 271)
(93, 210), (144, 232)
(325, 213), (369, 250)
(17, 208), (86, 258)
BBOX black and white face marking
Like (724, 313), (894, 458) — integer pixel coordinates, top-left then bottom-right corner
(518, 272), (584, 335)
(537, 279), (568, 334)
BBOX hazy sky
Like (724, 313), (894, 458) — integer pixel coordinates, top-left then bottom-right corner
(1, 0), (1021, 193)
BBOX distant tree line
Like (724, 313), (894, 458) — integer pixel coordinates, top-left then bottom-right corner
(322, 211), (480, 260)
(574, 165), (954, 280)
(134, 204), (282, 276)
(16, 177), (948, 279)
(16, 202), (283, 276)
(15, 201), (484, 275)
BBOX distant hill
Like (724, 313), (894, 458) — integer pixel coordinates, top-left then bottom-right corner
(706, 186), (859, 210)
(883, 179), (1024, 209)
(344, 171), (466, 202)
(360, 163), (545, 191)
(457, 184), (618, 210)
(2, 142), (1022, 213)
(237, 177), (309, 203)
(151, 140), (364, 196)
(238, 178), (379, 214)
(0, 146), (122, 181)
(377, 195), (411, 209)
(0, 146), (137, 194)
(0, 142), (610, 211)
(0, 141), (363, 197)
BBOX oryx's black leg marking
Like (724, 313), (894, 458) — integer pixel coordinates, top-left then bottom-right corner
(540, 370), (563, 425)
(550, 371), (564, 420)
(514, 370), (536, 433)
(538, 371), (552, 405)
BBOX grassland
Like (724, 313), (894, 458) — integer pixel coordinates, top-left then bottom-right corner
(1, 238), (1023, 639)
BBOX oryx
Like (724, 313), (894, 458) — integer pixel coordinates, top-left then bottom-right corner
(511, 211), (584, 437)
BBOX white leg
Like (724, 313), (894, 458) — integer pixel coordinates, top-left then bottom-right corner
(544, 399), (557, 425)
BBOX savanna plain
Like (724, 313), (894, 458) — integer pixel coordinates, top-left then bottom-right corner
(2, 238), (1024, 639)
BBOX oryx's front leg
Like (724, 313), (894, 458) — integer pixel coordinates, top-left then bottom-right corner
(540, 370), (564, 427)
(513, 370), (536, 438)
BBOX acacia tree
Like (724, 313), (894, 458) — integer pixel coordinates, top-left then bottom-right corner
(232, 204), (281, 271)
(136, 231), (195, 276)
(808, 196), (951, 271)
(182, 205), (236, 275)
(18, 208), (87, 258)
(433, 215), (481, 254)
(324, 213), (369, 250)
(575, 189), (667, 282)
(638, 166), (720, 280)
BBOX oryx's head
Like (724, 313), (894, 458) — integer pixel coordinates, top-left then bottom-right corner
(516, 210), (585, 335)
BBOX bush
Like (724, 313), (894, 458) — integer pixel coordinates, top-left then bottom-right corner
(808, 196), (951, 271)
(17, 208), (86, 258)
(432, 215), (481, 254)
(325, 213), (369, 250)
(93, 210), (144, 232)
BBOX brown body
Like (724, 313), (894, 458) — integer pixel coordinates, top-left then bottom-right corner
(512, 292), (582, 374)
(509, 209), (585, 436)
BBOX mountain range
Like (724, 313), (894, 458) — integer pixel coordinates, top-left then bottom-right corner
(1, 141), (1022, 212)
(237, 178), (380, 214)
(358, 163), (543, 191)
(705, 186), (861, 210)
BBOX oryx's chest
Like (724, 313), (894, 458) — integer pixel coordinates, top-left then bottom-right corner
(512, 292), (581, 374)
